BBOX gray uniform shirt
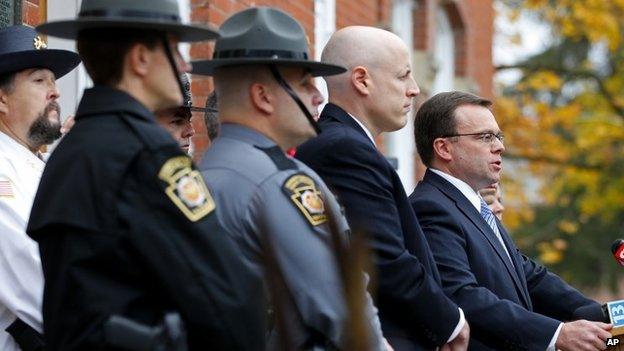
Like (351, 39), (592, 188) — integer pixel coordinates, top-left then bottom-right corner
(199, 124), (384, 350)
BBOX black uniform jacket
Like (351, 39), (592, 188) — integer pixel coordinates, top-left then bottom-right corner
(27, 86), (265, 351)
(296, 103), (460, 350)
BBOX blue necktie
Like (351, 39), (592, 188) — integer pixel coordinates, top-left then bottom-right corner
(480, 198), (513, 264)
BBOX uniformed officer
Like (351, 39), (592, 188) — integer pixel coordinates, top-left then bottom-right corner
(0, 25), (80, 351)
(26, 1), (265, 350)
(192, 7), (389, 351)
(155, 73), (197, 154)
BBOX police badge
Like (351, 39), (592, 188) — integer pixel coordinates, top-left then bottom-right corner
(158, 156), (215, 222)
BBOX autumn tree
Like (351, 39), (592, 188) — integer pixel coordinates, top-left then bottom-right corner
(495, 0), (624, 291)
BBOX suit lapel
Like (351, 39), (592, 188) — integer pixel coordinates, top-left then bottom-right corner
(424, 170), (531, 307)
(498, 223), (533, 309)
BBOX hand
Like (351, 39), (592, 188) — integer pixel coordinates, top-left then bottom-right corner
(440, 321), (470, 351)
(556, 320), (612, 351)
(60, 115), (75, 135)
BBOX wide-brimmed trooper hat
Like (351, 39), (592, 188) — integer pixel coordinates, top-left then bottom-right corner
(0, 25), (80, 78)
(36, 0), (219, 42)
(191, 7), (345, 77)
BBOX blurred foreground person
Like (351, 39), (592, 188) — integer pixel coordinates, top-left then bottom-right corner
(193, 7), (389, 351)
(0, 25), (80, 351)
(297, 26), (469, 351)
(26, 1), (265, 350)
(410, 91), (611, 350)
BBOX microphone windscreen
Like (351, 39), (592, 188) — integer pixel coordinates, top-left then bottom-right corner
(572, 303), (608, 323)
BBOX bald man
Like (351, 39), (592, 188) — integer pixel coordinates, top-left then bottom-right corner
(297, 26), (470, 351)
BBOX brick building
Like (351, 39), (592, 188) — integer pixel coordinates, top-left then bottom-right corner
(8, 0), (493, 188)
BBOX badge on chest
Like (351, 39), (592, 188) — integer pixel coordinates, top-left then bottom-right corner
(159, 156), (215, 222)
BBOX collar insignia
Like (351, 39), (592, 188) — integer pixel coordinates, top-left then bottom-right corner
(33, 36), (47, 50)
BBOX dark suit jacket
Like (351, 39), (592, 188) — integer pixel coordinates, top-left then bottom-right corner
(296, 103), (460, 350)
(409, 169), (596, 350)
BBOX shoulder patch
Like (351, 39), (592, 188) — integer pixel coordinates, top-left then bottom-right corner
(158, 156), (215, 222)
(283, 173), (327, 226)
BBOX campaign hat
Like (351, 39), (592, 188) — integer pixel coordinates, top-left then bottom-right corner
(0, 25), (80, 78)
(192, 7), (345, 76)
(37, 0), (219, 42)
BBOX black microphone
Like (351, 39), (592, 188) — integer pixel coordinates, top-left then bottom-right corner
(572, 303), (609, 323)
(612, 239), (624, 266)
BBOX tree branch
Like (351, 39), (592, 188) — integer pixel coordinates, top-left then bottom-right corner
(496, 63), (624, 119)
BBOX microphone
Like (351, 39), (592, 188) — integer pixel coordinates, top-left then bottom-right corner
(572, 303), (609, 323)
(612, 239), (624, 266)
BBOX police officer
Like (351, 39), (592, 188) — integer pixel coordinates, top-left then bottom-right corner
(155, 73), (197, 154)
(0, 25), (80, 351)
(27, 1), (265, 350)
(192, 7), (389, 350)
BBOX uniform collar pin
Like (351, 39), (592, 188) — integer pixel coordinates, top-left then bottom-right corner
(33, 36), (47, 50)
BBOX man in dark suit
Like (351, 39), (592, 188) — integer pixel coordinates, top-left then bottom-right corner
(409, 91), (612, 351)
(297, 26), (470, 351)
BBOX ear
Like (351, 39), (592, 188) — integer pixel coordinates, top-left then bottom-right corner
(126, 42), (153, 78)
(351, 66), (371, 96)
(249, 82), (274, 115)
(0, 89), (9, 115)
(433, 137), (453, 163)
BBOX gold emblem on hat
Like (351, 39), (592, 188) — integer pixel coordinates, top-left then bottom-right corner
(33, 36), (47, 50)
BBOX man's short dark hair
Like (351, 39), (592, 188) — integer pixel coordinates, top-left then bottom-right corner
(0, 72), (16, 94)
(414, 91), (492, 167)
(77, 28), (161, 86)
(204, 91), (219, 141)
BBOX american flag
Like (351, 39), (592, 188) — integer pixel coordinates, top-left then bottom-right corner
(0, 180), (13, 197)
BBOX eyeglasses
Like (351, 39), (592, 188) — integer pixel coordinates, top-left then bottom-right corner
(442, 132), (505, 144)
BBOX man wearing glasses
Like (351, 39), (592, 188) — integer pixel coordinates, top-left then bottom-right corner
(409, 91), (612, 351)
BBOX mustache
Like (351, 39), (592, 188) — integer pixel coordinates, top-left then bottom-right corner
(44, 101), (61, 117)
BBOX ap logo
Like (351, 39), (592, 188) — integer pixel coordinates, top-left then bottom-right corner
(608, 300), (624, 328)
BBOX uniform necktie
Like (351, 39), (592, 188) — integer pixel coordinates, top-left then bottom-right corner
(480, 198), (513, 265)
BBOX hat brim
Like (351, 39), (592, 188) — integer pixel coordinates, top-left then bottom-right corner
(190, 58), (346, 77)
(0, 49), (81, 78)
(37, 18), (219, 42)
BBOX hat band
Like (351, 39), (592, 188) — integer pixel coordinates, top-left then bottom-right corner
(79, 9), (181, 22)
(214, 49), (308, 60)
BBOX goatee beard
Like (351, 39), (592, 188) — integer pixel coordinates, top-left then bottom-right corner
(28, 101), (62, 148)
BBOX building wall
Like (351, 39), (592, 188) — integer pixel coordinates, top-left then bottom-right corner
(409, 0), (493, 182)
(461, 0), (494, 99)
(412, 0), (492, 98)
(22, 0), (44, 26)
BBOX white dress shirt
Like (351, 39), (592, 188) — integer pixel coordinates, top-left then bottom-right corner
(429, 168), (562, 350)
(0, 131), (44, 350)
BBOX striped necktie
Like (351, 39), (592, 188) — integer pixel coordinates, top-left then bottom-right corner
(480, 198), (513, 264)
